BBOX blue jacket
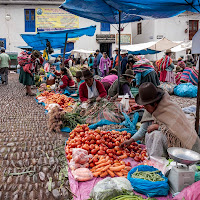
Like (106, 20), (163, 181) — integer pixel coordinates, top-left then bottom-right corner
(121, 56), (128, 74)
(135, 69), (154, 85)
(96, 53), (102, 66)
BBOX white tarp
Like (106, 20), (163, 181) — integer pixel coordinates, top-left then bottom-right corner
(121, 37), (180, 53)
(171, 41), (192, 52)
(192, 29), (200, 54)
(71, 49), (95, 55)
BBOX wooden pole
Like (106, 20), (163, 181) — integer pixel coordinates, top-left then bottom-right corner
(195, 55), (200, 134)
(62, 33), (68, 68)
(118, 10), (121, 93)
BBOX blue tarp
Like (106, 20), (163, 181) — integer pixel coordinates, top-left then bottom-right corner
(51, 53), (71, 58)
(128, 49), (160, 55)
(20, 26), (96, 51)
(60, 0), (199, 24)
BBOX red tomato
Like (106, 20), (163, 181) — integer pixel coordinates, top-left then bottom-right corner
(91, 149), (97, 154)
(96, 135), (101, 140)
(134, 156), (140, 162)
(96, 140), (101, 145)
(106, 149), (113, 154)
(90, 140), (95, 144)
(93, 158), (99, 163)
(98, 150), (105, 155)
(90, 163), (95, 168)
(90, 144), (95, 150)
(108, 153), (113, 157)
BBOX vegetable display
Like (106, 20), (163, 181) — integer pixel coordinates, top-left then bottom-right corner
(131, 169), (164, 182)
(110, 194), (157, 200)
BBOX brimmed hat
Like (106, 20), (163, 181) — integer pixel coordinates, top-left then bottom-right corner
(178, 57), (183, 61)
(82, 69), (93, 79)
(135, 82), (165, 105)
(122, 69), (135, 79)
(166, 49), (172, 54)
(120, 50), (128, 55)
(109, 68), (118, 74)
(176, 66), (183, 72)
(32, 50), (41, 58)
(76, 70), (83, 78)
(114, 48), (119, 51)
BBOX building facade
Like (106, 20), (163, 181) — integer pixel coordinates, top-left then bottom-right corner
(131, 12), (200, 60)
(0, 0), (132, 58)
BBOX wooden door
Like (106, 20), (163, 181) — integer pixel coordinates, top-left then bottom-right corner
(189, 20), (199, 40)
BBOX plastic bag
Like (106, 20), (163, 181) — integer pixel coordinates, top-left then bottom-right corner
(71, 168), (93, 181)
(90, 177), (133, 200)
(174, 83), (197, 98)
(159, 82), (176, 95)
(69, 148), (91, 170)
(89, 119), (118, 129)
(173, 181), (200, 200)
(127, 165), (169, 197)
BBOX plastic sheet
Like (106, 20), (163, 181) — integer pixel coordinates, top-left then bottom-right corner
(174, 83), (197, 98)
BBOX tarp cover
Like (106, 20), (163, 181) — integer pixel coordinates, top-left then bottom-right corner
(121, 38), (179, 55)
(60, 0), (199, 24)
(20, 26), (96, 50)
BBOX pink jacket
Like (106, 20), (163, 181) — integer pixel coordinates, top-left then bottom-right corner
(99, 57), (111, 73)
(101, 74), (118, 85)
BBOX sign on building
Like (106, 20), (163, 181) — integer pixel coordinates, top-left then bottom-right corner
(96, 34), (115, 43)
(116, 34), (131, 45)
(35, 8), (79, 32)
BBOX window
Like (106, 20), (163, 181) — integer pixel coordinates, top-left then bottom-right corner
(24, 9), (35, 32)
(101, 23), (110, 31)
(137, 22), (142, 35)
(189, 20), (199, 40)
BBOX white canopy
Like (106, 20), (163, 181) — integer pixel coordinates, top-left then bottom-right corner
(171, 41), (192, 52)
(121, 37), (180, 53)
(192, 29), (200, 54)
(71, 49), (95, 55)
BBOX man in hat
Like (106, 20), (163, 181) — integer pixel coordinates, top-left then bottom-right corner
(0, 47), (11, 85)
(120, 50), (128, 75)
(108, 69), (134, 98)
(101, 69), (118, 92)
(112, 48), (122, 69)
(122, 82), (200, 157)
(79, 69), (107, 102)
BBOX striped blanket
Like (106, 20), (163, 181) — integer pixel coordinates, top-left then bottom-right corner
(180, 67), (198, 85)
(132, 57), (154, 72)
(156, 55), (172, 71)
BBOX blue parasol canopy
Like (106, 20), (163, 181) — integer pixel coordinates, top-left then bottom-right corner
(20, 26), (96, 51)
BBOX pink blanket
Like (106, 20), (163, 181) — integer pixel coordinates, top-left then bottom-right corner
(68, 157), (173, 200)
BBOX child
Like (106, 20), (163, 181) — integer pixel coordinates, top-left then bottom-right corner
(71, 71), (85, 97)
(99, 52), (111, 77)
(55, 67), (75, 91)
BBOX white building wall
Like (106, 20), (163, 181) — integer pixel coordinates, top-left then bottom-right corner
(131, 12), (200, 61)
(0, 4), (132, 58)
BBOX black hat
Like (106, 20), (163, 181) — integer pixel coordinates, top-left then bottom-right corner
(135, 82), (165, 105)
(76, 71), (83, 78)
(122, 69), (135, 79)
(82, 69), (93, 79)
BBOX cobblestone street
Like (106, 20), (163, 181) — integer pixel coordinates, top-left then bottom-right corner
(0, 74), (70, 200)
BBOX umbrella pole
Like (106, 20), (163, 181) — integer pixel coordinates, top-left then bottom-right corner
(118, 10), (122, 93)
(195, 55), (200, 134)
(62, 33), (68, 68)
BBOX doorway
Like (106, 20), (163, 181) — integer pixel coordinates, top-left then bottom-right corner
(100, 43), (112, 57)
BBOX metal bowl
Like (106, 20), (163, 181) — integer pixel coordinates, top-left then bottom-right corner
(167, 147), (200, 166)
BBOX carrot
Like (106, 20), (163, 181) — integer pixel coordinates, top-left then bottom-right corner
(114, 171), (123, 177)
(89, 154), (98, 163)
(100, 171), (108, 178)
(119, 154), (128, 159)
(95, 159), (107, 165)
(96, 164), (111, 172)
(107, 169), (115, 177)
(93, 171), (101, 177)
(109, 165), (125, 172)
(113, 163), (121, 167)
(91, 160), (110, 171)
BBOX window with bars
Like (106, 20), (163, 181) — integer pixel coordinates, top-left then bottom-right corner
(137, 22), (142, 35)
(24, 9), (35, 32)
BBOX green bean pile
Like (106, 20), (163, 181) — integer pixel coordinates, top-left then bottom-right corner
(110, 194), (157, 200)
(131, 169), (164, 182)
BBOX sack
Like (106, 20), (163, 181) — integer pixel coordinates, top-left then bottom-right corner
(174, 83), (197, 97)
(127, 165), (169, 197)
(158, 82), (176, 95)
(90, 177), (133, 200)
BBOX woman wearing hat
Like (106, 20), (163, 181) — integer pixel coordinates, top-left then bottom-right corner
(108, 69), (134, 98)
(122, 82), (200, 157)
(131, 56), (160, 87)
(177, 57), (186, 70)
(79, 69), (107, 102)
(156, 49), (175, 84)
(101, 69), (118, 92)
(18, 50), (44, 96)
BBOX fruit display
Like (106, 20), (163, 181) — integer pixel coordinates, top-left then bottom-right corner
(65, 124), (147, 177)
(36, 91), (75, 111)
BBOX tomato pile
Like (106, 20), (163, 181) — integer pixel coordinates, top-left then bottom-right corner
(65, 124), (147, 165)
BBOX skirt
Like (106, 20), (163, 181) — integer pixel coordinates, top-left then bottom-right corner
(165, 71), (175, 84)
(141, 71), (160, 86)
(19, 67), (35, 86)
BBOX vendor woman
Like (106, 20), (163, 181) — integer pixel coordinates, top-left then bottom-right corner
(108, 69), (134, 98)
(122, 82), (200, 157)
(79, 69), (107, 102)
(55, 67), (75, 91)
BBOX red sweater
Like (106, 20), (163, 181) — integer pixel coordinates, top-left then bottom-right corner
(55, 72), (75, 89)
(79, 80), (107, 102)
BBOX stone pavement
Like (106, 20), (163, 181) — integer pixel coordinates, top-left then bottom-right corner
(0, 74), (71, 200)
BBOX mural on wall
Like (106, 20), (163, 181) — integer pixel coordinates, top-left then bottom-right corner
(36, 8), (79, 41)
